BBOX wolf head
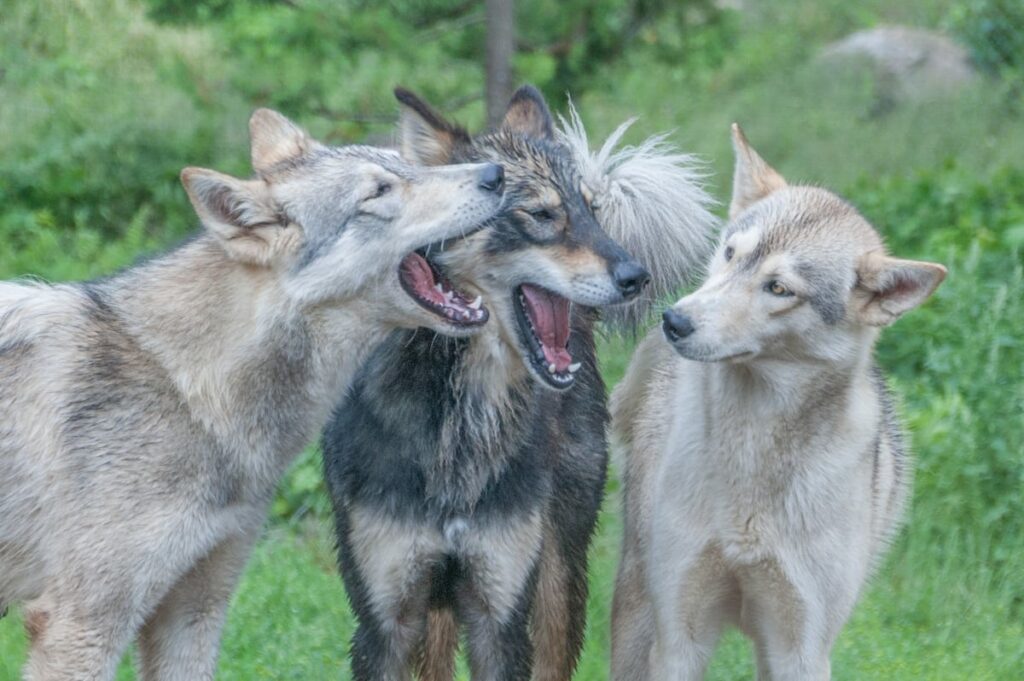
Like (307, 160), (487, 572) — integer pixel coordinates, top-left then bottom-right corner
(662, 124), (946, 365)
(393, 85), (713, 389)
(179, 109), (504, 335)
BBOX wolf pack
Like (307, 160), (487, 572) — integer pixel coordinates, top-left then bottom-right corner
(0, 84), (945, 681)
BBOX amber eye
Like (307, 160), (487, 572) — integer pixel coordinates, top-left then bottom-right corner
(724, 246), (735, 261)
(765, 280), (792, 296)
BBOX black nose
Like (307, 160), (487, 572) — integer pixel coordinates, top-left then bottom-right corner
(612, 261), (651, 300)
(662, 309), (695, 342)
(478, 164), (504, 193)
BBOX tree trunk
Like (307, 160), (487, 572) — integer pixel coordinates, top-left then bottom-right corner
(485, 0), (515, 128)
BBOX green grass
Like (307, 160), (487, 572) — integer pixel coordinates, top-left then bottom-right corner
(4, 489), (1021, 680)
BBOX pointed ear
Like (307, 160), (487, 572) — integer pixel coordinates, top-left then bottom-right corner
(394, 87), (469, 165)
(500, 85), (555, 140)
(729, 123), (787, 219)
(181, 167), (288, 266)
(855, 250), (947, 326)
(249, 108), (318, 176)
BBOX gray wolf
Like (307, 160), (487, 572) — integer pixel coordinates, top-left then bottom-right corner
(610, 124), (946, 681)
(0, 108), (504, 680)
(322, 85), (715, 681)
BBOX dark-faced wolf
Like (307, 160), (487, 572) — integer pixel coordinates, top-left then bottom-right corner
(0, 108), (504, 680)
(610, 125), (946, 681)
(322, 85), (715, 681)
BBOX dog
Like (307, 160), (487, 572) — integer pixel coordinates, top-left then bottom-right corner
(0, 108), (504, 680)
(321, 85), (716, 681)
(609, 124), (947, 681)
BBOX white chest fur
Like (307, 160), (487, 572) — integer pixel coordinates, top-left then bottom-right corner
(653, 360), (879, 567)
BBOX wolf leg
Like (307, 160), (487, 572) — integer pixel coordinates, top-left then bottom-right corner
(23, 600), (137, 681)
(530, 531), (588, 681)
(751, 637), (774, 681)
(610, 544), (655, 681)
(739, 560), (853, 681)
(746, 599), (839, 681)
(532, 448), (604, 681)
(414, 608), (458, 681)
(341, 505), (441, 681)
(457, 512), (544, 681)
(135, 531), (256, 681)
(459, 587), (533, 681)
(24, 504), (245, 681)
(648, 541), (734, 681)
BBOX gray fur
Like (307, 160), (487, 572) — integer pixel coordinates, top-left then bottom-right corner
(557, 101), (718, 330)
(0, 108), (503, 681)
(610, 125), (946, 681)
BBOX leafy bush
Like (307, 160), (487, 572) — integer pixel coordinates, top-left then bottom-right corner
(854, 164), (1024, 580)
(0, 0), (249, 247)
(949, 0), (1024, 77)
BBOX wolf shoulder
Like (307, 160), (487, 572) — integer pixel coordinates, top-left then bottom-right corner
(609, 326), (687, 469)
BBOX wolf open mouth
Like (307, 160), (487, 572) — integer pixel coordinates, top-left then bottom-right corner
(513, 284), (581, 389)
(399, 248), (489, 327)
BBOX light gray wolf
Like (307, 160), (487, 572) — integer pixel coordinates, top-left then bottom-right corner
(0, 108), (504, 680)
(609, 124), (947, 681)
(322, 85), (716, 681)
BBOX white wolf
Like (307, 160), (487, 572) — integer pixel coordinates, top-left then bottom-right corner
(610, 124), (946, 681)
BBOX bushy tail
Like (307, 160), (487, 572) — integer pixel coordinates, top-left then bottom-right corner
(557, 101), (719, 332)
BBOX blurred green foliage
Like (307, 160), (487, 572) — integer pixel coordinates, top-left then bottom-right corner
(857, 165), (1024, 576)
(949, 0), (1024, 77)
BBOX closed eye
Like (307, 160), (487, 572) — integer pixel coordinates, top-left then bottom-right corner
(529, 208), (554, 222)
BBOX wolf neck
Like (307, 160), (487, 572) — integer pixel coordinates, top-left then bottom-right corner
(110, 236), (385, 450)
(701, 343), (878, 447)
(464, 321), (533, 395)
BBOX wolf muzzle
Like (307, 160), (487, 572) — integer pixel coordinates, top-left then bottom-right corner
(662, 309), (695, 343)
(611, 260), (650, 300)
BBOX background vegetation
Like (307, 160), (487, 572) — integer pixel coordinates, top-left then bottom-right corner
(1, 0), (1021, 678)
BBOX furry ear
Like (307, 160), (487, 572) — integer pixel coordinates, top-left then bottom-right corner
(181, 167), (288, 266)
(558, 101), (718, 332)
(855, 250), (947, 326)
(730, 123), (787, 219)
(249, 108), (318, 176)
(500, 85), (555, 140)
(394, 87), (469, 165)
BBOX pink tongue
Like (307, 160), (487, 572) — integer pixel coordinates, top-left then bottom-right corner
(400, 253), (443, 304)
(521, 284), (573, 372)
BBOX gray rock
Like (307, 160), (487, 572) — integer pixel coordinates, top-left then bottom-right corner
(820, 26), (977, 99)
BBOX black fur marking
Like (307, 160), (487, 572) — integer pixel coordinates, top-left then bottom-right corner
(395, 87), (472, 143)
(796, 260), (848, 325)
(323, 97), (614, 677)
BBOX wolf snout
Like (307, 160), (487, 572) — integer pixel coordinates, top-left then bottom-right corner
(662, 309), (695, 343)
(611, 260), (651, 300)
(477, 164), (505, 194)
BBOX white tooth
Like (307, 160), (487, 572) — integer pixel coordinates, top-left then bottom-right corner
(469, 295), (483, 310)
(548, 362), (557, 374)
(434, 283), (444, 292)
(568, 362), (582, 374)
